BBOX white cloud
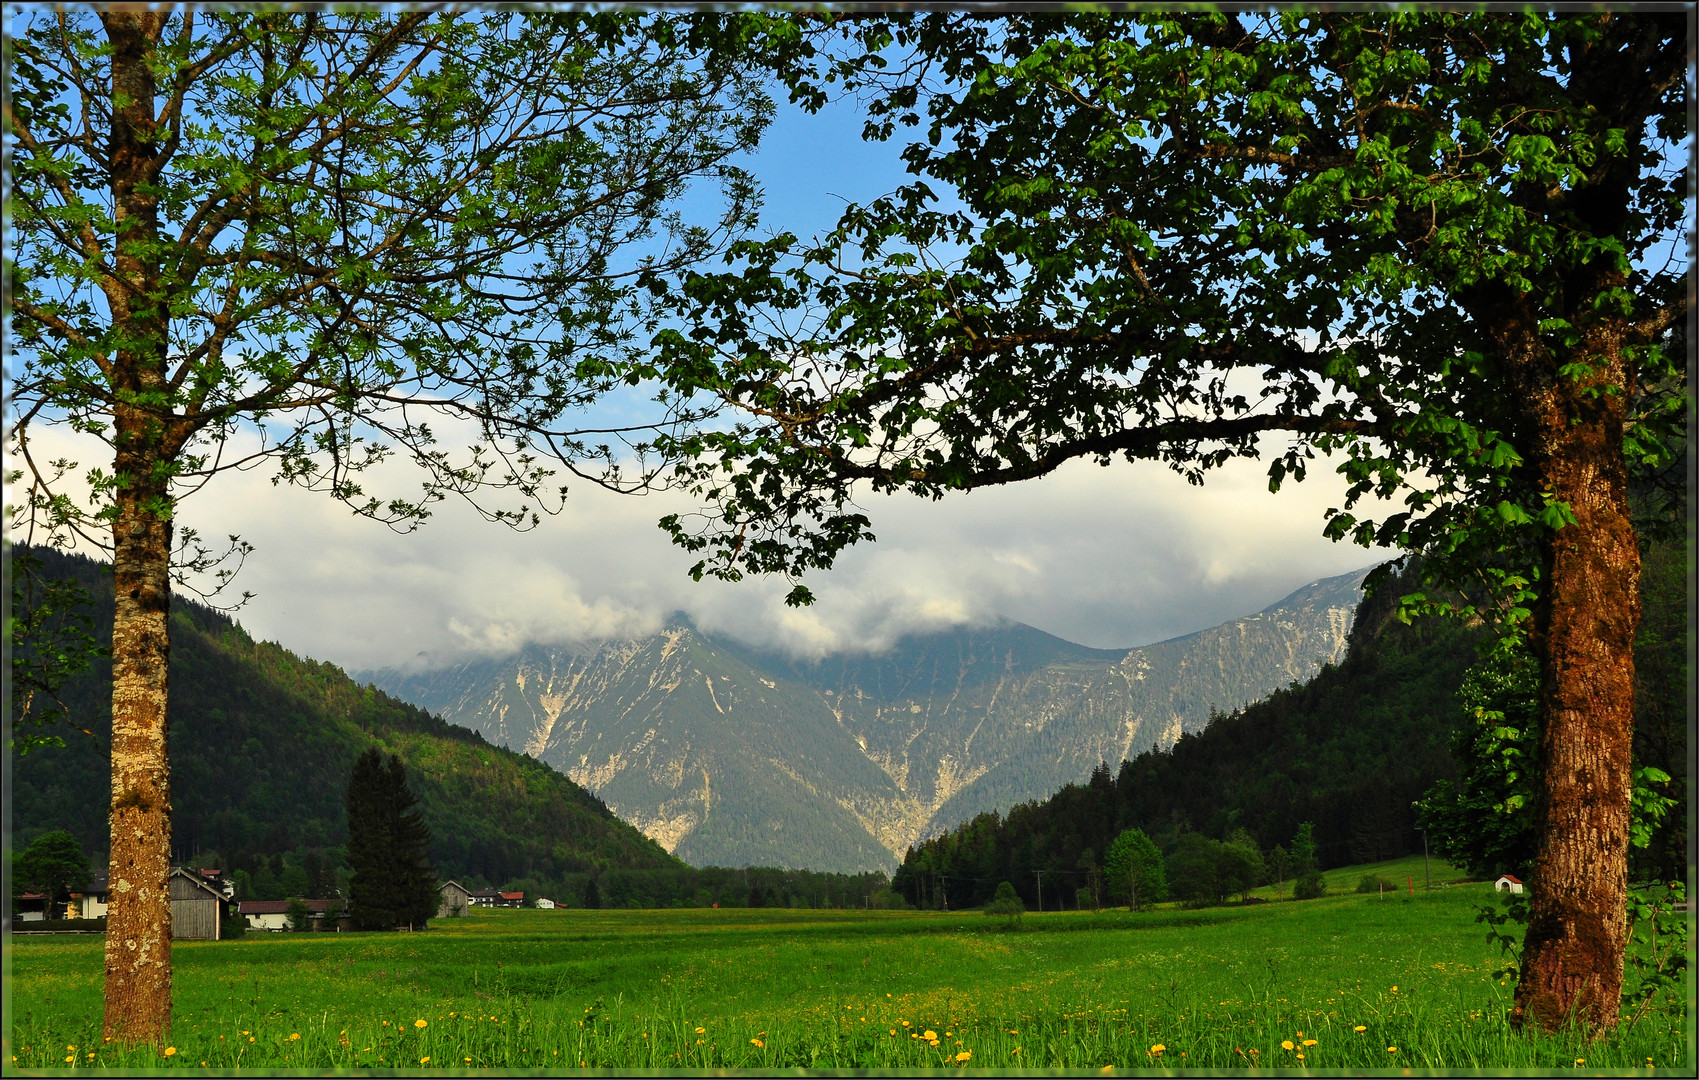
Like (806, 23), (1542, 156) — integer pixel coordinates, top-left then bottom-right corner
(12, 422), (1396, 671)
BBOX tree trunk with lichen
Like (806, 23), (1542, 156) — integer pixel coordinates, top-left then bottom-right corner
(101, 10), (177, 1045)
(1503, 313), (1641, 1034)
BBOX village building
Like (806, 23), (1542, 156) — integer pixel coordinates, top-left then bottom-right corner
(535, 897), (557, 910)
(438, 880), (472, 918)
(70, 870), (110, 919)
(169, 867), (230, 940)
(468, 888), (524, 908)
(237, 898), (344, 932)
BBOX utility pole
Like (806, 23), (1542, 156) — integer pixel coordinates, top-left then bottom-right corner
(1034, 870), (1044, 913)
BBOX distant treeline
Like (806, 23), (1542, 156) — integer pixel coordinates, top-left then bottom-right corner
(894, 542), (1687, 914)
(510, 867), (896, 910)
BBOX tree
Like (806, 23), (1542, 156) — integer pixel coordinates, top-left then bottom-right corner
(1415, 650), (1543, 881)
(650, 11), (1685, 1030)
(8, 9), (777, 1043)
(1417, 645), (1679, 883)
(1219, 829), (1266, 903)
(13, 830), (92, 917)
(1268, 845), (1290, 889)
(284, 897), (312, 933)
(1167, 834), (1223, 907)
(1104, 828), (1166, 911)
(1292, 823), (1326, 901)
(346, 748), (436, 931)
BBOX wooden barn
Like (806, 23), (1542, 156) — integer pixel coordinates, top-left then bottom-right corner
(169, 867), (227, 940)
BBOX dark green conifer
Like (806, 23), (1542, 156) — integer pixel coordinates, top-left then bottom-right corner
(346, 748), (436, 930)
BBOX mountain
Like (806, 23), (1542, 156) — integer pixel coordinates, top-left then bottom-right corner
(8, 545), (680, 889)
(371, 568), (1371, 871)
(889, 538), (1689, 912)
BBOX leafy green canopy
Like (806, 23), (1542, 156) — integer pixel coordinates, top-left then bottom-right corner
(643, 11), (1686, 615)
(11, 830), (92, 911)
(7, 9), (787, 550)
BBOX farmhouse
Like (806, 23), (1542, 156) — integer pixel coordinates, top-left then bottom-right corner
(535, 897), (558, 910)
(1494, 874), (1525, 894)
(70, 870), (110, 919)
(469, 889), (524, 908)
(169, 867), (230, 940)
(438, 880), (472, 918)
(238, 898), (344, 932)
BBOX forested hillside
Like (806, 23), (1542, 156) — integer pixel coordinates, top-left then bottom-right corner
(893, 545), (1687, 913)
(9, 545), (681, 894)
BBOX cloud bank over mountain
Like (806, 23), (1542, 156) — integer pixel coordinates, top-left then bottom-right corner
(21, 424), (1396, 672)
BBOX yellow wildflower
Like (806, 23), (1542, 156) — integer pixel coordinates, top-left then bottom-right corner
(1150, 1044), (1165, 1054)
(1388, 1046), (1398, 1053)
(923, 1030), (937, 1040)
(415, 1019), (428, 1029)
(750, 1038), (765, 1048)
(420, 1057), (430, 1065)
(288, 1033), (301, 1041)
(1281, 1040), (1295, 1050)
(956, 1051), (972, 1063)
(163, 1047), (177, 1056)
(1353, 1025), (1367, 1033)
(696, 1028), (706, 1034)
(1303, 1039), (1317, 1047)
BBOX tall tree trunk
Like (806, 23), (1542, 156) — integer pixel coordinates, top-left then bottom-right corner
(102, 11), (176, 1045)
(1510, 325), (1640, 1034)
(104, 426), (176, 1044)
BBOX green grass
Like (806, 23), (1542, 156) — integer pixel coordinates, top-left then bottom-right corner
(6, 873), (1688, 1073)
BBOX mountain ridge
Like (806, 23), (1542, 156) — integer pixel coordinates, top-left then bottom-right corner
(371, 567), (1374, 871)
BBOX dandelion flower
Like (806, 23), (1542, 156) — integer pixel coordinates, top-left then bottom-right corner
(1282, 1040), (1295, 1050)
(1150, 1044), (1165, 1054)
(696, 1028), (705, 1034)
(924, 1030), (938, 1041)
(956, 1051), (972, 1063)
(415, 1019), (428, 1029)
(289, 1033), (301, 1041)
(1575, 1060), (1584, 1066)
(420, 1057), (430, 1065)
(164, 1047), (177, 1056)
(1296, 1053), (1305, 1060)
(65, 1057), (75, 1064)
(1303, 1039), (1317, 1046)
(1354, 1025), (1367, 1033)
(901, 1020), (911, 1027)
(750, 1038), (765, 1048)
(464, 1058), (472, 1064)
(1388, 1046), (1398, 1053)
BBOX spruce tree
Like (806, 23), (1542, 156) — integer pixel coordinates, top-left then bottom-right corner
(385, 755), (439, 929)
(346, 749), (397, 930)
(1292, 823), (1326, 901)
(346, 749), (436, 930)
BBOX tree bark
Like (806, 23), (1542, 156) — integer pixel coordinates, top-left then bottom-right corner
(1508, 321), (1640, 1034)
(102, 11), (177, 1046)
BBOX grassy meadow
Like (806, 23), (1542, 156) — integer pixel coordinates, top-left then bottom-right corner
(6, 856), (1689, 1073)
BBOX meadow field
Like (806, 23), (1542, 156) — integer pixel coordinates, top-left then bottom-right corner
(6, 856), (1689, 1073)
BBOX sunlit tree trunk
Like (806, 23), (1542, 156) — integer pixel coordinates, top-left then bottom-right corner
(102, 11), (177, 1045)
(1504, 316), (1640, 1034)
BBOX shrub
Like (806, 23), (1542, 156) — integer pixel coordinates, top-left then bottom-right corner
(984, 881), (1025, 927)
(1356, 874), (1395, 894)
(1294, 871), (1327, 900)
(1075, 887), (1098, 912)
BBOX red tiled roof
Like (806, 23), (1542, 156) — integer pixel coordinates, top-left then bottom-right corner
(1497, 874), (1523, 884)
(499, 891), (524, 901)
